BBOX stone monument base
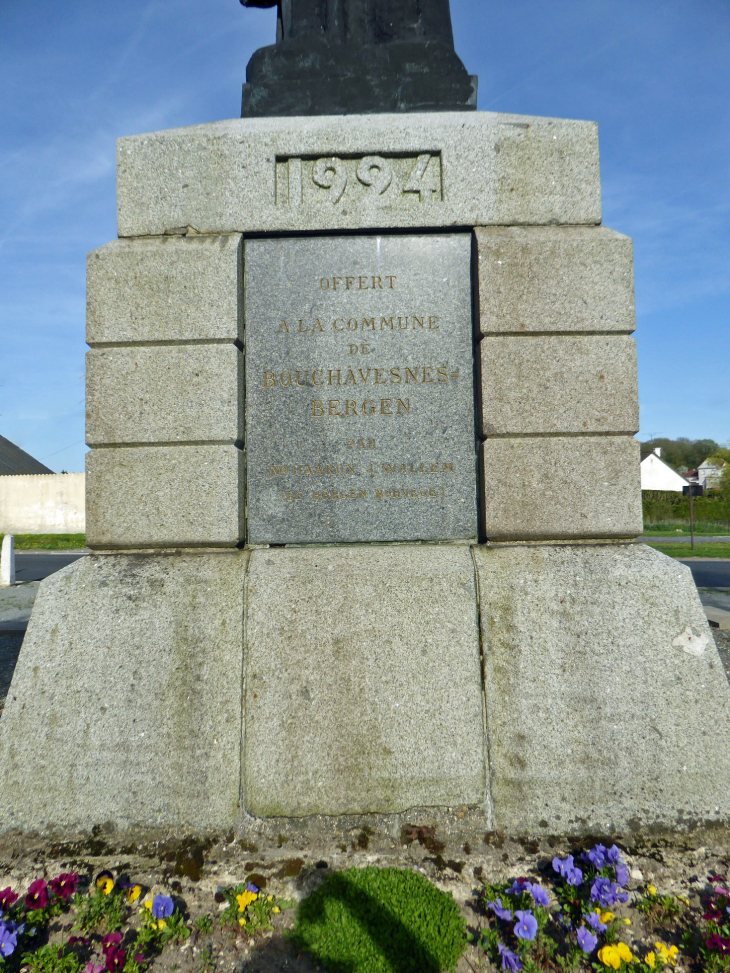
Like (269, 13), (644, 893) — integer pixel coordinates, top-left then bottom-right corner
(1, 544), (729, 838)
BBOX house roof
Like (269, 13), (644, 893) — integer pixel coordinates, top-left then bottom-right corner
(0, 434), (53, 475)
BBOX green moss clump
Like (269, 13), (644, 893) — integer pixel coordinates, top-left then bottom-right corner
(292, 866), (466, 973)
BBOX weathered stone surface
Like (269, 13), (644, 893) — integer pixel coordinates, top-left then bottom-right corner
(0, 552), (247, 835)
(476, 227), (634, 334)
(243, 545), (486, 817)
(480, 336), (639, 436)
(87, 235), (242, 345)
(245, 234), (477, 544)
(86, 446), (244, 548)
(474, 543), (730, 833)
(86, 345), (243, 446)
(117, 112), (600, 237)
(482, 436), (642, 540)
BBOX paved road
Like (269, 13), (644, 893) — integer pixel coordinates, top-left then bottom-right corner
(644, 535), (730, 543)
(680, 560), (730, 589)
(14, 551), (86, 582)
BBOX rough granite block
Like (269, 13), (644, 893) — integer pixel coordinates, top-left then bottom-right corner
(243, 545), (486, 817)
(0, 552), (247, 835)
(87, 235), (242, 345)
(116, 112), (600, 237)
(476, 227), (634, 334)
(86, 345), (243, 446)
(474, 543), (730, 833)
(86, 446), (244, 548)
(480, 335), (639, 436)
(482, 436), (642, 540)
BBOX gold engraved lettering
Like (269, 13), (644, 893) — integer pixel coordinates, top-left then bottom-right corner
(264, 371), (276, 388)
(279, 371), (292, 387)
(298, 319), (308, 332)
(295, 370), (308, 386)
(313, 318), (324, 332)
(312, 370), (324, 385)
(311, 400), (324, 416)
(333, 318), (345, 331)
(380, 317), (394, 329)
(329, 400), (340, 416)
(278, 320), (290, 333)
(429, 316), (439, 329)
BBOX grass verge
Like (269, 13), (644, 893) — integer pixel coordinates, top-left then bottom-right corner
(0, 533), (86, 550)
(292, 866), (466, 973)
(648, 543), (730, 559)
(643, 522), (730, 535)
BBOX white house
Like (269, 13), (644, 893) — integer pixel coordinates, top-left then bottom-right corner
(698, 459), (725, 490)
(640, 449), (689, 492)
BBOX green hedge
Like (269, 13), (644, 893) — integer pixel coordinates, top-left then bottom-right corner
(643, 491), (730, 528)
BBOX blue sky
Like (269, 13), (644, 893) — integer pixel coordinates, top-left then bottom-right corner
(1, 0), (728, 472)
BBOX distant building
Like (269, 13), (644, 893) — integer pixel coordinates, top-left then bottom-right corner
(640, 448), (689, 493)
(698, 459), (725, 490)
(0, 434), (53, 476)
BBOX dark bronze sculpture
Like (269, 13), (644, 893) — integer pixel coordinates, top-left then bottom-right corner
(240, 0), (477, 116)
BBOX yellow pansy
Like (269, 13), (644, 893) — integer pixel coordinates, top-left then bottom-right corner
(616, 942), (633, 963)
(622, 918), (632, 926)
(645, 953), (656, 969)
(126, 885), (142, 904)
(238, 917), (246, 927)
(272, 906), (280, 914)
(597, 945), (621, 969)
(600, 911), (615, 923)
(144, 897), (154, 912)
(96, 878), (114, 896)
(647, 884), (657, 896)
(266, 894), (273, 902)
(157, 919), (167, 930)
(236, 890), (258, 912)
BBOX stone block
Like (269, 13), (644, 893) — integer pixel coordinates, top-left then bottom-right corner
(117, 112), (600, 237)
(476, 227), (634, 334)
(0, 552), (247, 835)
(474, 543), (730, 833)
(244, 234), (478, 544)
(86, 446), (244, 548)
(87, 235), (242, 345)
(482, 436), (642, 540)
(243, 545), (486, 817)
(86, 345), (243, 446)
(480, 335), (639, 436)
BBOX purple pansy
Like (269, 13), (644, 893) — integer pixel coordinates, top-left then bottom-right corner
(514, 909), (538, 941)
(614, 864), (630, 888)
(586, 911), (607, 933)
(497, 943), (524, 971)
(606, 845), (623, 865)
(577, 926), (598, 954)
(245, 882), (260, 894)
(552, 854), (583, 887)
(505, 879), (548, 906)
(529, 884), (550, 907)
(590, 877), (628, 908)
(487, 897), (512, 921)
(583, 844), (608, 870)
(0, 921), (19, 958)
(151, 894), (174, 919)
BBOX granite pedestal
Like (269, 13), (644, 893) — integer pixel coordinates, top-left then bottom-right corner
(2, 109), (729, 839)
